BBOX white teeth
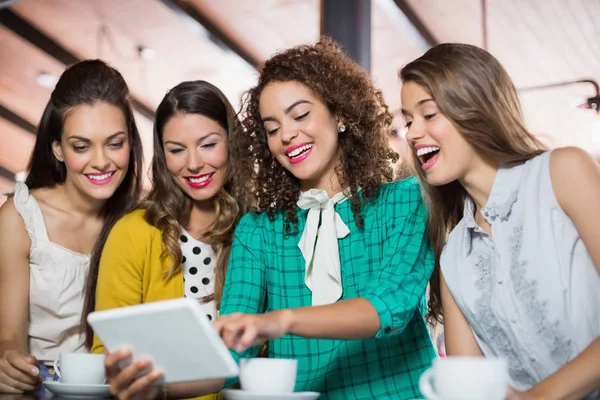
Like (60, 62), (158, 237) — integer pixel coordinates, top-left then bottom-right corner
(188, 174), (212, 184)
(287, 144), (313, 158)
(416, 146), (440, 157)
(87, 172), (113, 181)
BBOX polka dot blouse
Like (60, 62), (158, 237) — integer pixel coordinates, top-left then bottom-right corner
(180, 229), (217, 321)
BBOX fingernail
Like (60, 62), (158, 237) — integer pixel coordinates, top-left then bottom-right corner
(31, 367), (39, 376)
(151, 369), (163, 379)
(136, 359), (150, 367)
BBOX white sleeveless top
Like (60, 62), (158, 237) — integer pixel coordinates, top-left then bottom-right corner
(13, 182), (89, 362)
(441, 152), (600, 398)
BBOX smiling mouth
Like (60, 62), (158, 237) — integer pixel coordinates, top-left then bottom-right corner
(286, 143), (313, 160)
(185, 173), (214, 184)
(84, 171), (116, 185)
(416, 146), (440, 164)
(184, 172), (215, 188)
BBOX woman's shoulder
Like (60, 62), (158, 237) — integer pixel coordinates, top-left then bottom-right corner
(235, 211), (270, 236)
(0, 195), (31, 257)
(375, 176), (424, 210)
(111, 208), (161, 238)
(0, 195), (26, 236)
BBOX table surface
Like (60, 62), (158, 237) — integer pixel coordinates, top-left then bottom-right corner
(0, 391), (99, 400)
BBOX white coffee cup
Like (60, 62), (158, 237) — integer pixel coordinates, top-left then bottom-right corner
(53, 353), (106, 385)
(239, 358), (297, 394)
(419, 356), (508, 400)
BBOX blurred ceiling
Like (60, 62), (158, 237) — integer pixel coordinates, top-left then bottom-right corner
(0, 0), (599, 205)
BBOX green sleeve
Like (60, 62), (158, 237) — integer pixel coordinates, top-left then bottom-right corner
(219, 213), (268, 387)
(362, 178), (435, 339)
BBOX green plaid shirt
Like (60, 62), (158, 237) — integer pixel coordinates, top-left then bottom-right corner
(220, 177), (436, 399)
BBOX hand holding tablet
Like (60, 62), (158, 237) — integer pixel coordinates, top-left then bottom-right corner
(87, 298), (239, 384)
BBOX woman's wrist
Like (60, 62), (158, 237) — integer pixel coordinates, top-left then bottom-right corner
(275, 308), (295, 336)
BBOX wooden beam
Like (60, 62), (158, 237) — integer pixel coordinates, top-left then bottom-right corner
(392, 0), (438, 48)
(0, 8), (155, 120)
(0, 103), (36, 134)
(159, 0), (261, 70)
(321, 0), (371, 72)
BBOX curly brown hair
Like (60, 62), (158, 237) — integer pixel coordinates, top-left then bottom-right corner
(233, 37), (397, 233)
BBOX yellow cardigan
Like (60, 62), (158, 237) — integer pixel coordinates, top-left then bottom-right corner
(92, 209), (220, 400)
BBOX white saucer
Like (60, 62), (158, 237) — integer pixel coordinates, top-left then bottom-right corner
(223, 389), (320, 400)
(44, 381), (112, 398)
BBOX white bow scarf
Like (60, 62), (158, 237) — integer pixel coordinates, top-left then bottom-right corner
(297, 189), (350, 306)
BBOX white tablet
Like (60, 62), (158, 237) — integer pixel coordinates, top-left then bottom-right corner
(87, 298), (239, 383)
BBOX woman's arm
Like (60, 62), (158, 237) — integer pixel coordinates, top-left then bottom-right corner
(513, 147), (600, 400)
(91, 212), (156, 354)
(0, 198), (42, 393)
(98, 215), (227, 399)
(216, 298), (380, 353)
(218, 261), (485, 356)
(439, 272), (484, 356)
(104, 349), (224, 400)
(215, 179), (434, 350)
(105, 213), (271, 399)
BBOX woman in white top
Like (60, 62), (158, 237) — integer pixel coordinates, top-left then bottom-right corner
(0, 59), (143, 394)
(400, 43), (600, 399)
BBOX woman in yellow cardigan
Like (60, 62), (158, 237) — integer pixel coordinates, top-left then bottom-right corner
(81, 80), (247, 400)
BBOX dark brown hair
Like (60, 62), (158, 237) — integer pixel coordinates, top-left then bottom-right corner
(26, 59), (143, 207)
(31, 60), (143, 349)
(144, 80), (243, 301)
(400, 43), (546, 324)
(83, 80), (243, 347)
(233, 36), (397, 233)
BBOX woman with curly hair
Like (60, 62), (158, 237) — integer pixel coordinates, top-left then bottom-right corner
(84, 80), (244, 400)
(104, 38), (436, 400)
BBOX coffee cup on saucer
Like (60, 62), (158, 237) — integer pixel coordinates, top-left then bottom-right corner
(239, 358), (297, 394)
(52, 353), (106, 385)
(419, 356), (509, 400)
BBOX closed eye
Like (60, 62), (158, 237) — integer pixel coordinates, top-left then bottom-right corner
(108, 141), (125, 149)
(294, 112), (309, 121)
(201, 143), (217, 149)
(266, 127), (279, 136)
(168, 148), (184, 154)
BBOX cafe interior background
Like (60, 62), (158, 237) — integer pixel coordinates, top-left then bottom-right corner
(0, 0), (599, 205)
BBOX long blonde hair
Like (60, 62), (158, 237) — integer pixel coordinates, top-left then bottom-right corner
(399, 43), (547, 324)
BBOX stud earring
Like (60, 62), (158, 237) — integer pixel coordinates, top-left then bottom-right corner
(338, 125), (346, 133)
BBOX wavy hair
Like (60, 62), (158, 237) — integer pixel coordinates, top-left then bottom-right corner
(82, 80), (243, 347)
(400, 43), (546, 324)
(233, 36), (397, 234)
(144, 81), (243, 305)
